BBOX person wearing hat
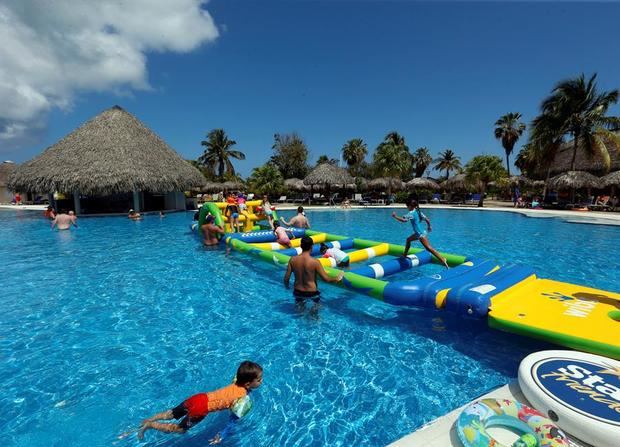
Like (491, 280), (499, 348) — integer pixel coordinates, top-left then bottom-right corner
(128, 209), (142, 220)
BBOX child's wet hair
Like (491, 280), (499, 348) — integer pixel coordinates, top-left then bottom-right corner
(319, 243), (328, 253)
(236, 361), (263, 385)
(273, 220), (280, 229)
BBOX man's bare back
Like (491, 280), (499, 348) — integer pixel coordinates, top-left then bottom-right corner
(284, 236), (344, 302)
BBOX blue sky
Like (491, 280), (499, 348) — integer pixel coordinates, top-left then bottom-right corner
(4, 1), (620, 177)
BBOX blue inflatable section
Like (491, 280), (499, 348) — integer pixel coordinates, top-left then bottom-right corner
(279, 239), (355, 257)
(350, 251), (433, 279)
(226, 228), (306, 243)
(383, 259), (494, 308)
(445, 264), (535, 318)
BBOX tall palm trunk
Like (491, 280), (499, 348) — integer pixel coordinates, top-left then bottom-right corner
(570, 134), (579, 203)
(218, 159), (224, 179)
(478, 185), (485, 207)
(505, 152), (511, 176)
(446, 169), (450, 179)
(542, 166), (551, 199)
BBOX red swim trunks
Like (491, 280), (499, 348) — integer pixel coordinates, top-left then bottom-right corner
(171, 393), (209, 430)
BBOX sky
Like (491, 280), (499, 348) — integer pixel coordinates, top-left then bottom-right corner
(2, 0), (620, 177)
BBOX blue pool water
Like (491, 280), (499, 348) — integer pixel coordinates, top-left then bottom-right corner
(1, 207), (618, 447)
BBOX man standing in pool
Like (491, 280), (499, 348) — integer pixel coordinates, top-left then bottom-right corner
(392, 199), (449, 269)
(284, 236), (344, 303)
(279, 206), (310, 229)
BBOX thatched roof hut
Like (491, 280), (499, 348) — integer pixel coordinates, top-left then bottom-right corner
(406, 177), (440, 190)
(548, 171), (602, 190)
(303, 163), (354, 187)
(368, 177), (405, 191)
(600, 171), (620, 187)
(542, 131), (620, 176)
(8, 106), (205, 197)
(0, 161), (17, 203)
(441, 173), (469, 191)
(284, 178), (306, 191)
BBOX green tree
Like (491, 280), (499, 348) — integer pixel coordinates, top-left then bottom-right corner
(372, 132), (411, 195)
(539, 73), (620, 172)
(247, 163), (284, 195)
(270, 133), (310, 179)
(411, 147), (433, 178)
(187, 159), (215, 180)
(433, 149), (461, 178)
(341, 138), (368, 176)
(199, 129), (246, 180)
(316, 155), (338, 166)
(494, 112), (526, 176)
(465, 155), (507, 207)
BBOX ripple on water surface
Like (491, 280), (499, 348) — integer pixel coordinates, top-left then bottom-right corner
(0, 208), (618, 446)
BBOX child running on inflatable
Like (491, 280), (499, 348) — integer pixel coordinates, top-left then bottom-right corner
(392, 199), (449, 269)
(131, 361), (263, 444)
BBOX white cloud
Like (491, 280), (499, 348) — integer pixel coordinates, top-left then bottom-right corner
(0, 0), (219, 149)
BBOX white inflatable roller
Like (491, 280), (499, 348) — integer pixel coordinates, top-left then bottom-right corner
(518, 350), (620, 447)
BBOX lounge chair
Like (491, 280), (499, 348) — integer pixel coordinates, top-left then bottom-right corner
(588, 196), (611, 211)
(277, 195), (287, 203)
(465, 193), (481, 205)
(430, 193), (445, 204)
(353, 193), (368, 206)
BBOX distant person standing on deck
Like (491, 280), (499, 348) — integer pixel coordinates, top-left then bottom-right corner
(280, 206), (310, 229)
(391, 199), (448, 269)
(51, 210), (78, 230)
(284, 236), (343, 304)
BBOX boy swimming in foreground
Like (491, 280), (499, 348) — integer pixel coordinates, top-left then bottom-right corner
(392, 199), (449, 269)
(131, 361), (263, 444)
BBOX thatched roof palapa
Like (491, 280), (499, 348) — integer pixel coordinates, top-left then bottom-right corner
(542, 131), (620, 176)
(600, 171), (620, 187)
(284, 178), (306, 191)
(303, 163), (354, 187)
(548, 171), (602, 190)
(0, 161), (16, 188)
(8, 106), (206, 195)
(222, 180), (244, 191)
(441, 173), (468, 191)
(368, 177), (405, 191)
(406, 177), (440, 190)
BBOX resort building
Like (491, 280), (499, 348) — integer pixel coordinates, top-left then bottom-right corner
(8, 106), (205, 214)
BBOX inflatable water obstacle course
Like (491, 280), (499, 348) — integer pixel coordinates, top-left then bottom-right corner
(196, 202), (620, 360)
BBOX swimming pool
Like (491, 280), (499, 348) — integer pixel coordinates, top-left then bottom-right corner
(1, 208), (618, 446)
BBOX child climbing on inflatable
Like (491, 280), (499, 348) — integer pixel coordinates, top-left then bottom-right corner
(392, 199), (449, 269)
(129, 361), (263, 444)
(274, 221), (294, 248)
(262, 195), (275, 230)
(319, 243), (350, 267)
(225, 194), (241, 233)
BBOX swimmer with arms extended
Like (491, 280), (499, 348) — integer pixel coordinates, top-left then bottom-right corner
(391, 199), (449, 269)
(283, 236), (344, 303)
(125, 361), (263, 444)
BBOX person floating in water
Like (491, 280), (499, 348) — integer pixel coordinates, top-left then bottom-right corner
(134, 361), (263, 444)
(319, 243), (350, 267)
(392, 199), (449, 269)
(273, 221), (294, 248)
(279, 206), (310, 229)
(284, 236), (344, 304)
(202, 214), (225, 246)
(51, 210), (78, 230)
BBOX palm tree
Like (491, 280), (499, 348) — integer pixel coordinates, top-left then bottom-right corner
(316, 155), (338, 166)
(341, 138), (368, 174)
(247, 163), (284, 195)
(199, 129), (246, 179)
(411, 147), (433, 178)
(494, 112), (526, 176)
(465, 155), (507, 207)
(433, 149), (461, 179)
(540, 73), (620, 172)
(372, 132), (411, 195)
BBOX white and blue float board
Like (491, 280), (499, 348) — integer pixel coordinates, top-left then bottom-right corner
(518, 350), (620, 447)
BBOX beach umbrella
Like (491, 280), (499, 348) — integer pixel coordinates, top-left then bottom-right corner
(303, 163), (354, 188)
(600, 171), (620, 187)
(509, 175), (534, 186)
(221, 180), (244, 191)
(200, 181), (223, 193)
(441, 173), (469, 191)
(406, 177), (440, 190)
(548, 171), (602, 190)
(284, 178), (306, 191)
(368, 177), (405, 191)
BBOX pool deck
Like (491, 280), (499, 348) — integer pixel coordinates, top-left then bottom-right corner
(2, 203), (620, 225)
(388, 380), (593, 447)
